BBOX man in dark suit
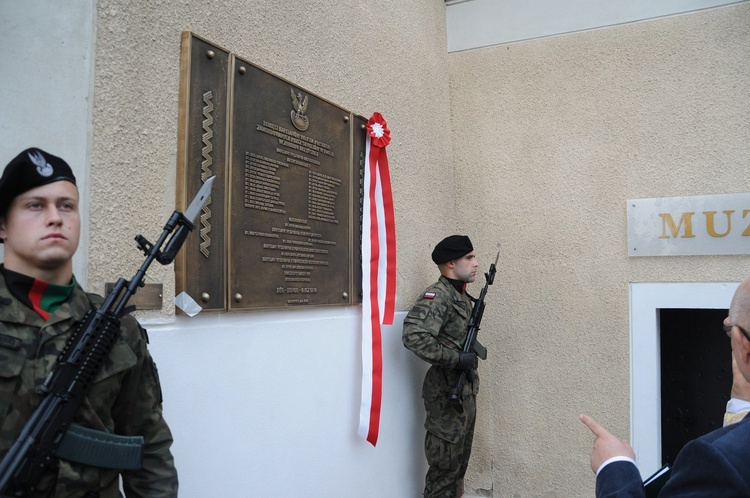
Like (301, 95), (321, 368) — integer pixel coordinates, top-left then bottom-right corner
(580, 276), (750, 497)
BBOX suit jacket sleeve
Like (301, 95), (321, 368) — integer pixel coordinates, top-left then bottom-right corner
(596, 422), (750, 498)
(658, 435), (749, 496)
(595, 461), (646, 498)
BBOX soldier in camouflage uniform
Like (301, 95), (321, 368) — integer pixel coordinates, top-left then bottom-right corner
(403, 235), (481, 498)
(0, 148), (178, 497)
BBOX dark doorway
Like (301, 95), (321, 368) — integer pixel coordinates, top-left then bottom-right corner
(659, 308), (732, 466)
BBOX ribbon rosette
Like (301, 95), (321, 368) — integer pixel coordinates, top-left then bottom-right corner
(366, 112), (391, 148)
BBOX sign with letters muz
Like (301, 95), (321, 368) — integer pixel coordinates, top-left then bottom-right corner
(627, 192), (750, 256)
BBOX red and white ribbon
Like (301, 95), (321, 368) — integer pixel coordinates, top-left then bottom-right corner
(359, 112), (396, 446)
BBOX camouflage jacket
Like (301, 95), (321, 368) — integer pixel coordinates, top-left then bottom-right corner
(0, 274), (178, 497)
(402, 276), (479, 400)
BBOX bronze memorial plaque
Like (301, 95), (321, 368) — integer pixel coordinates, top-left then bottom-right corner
(175, 33), (229, 312)
(228, 55), (357, 311)
(176, 32), (364, 312)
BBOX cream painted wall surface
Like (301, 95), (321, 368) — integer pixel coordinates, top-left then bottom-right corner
(89, 0), (455, 312)
(449, 2), (750, 495)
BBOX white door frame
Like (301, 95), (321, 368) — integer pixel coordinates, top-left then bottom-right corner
(629, 281), (737, 478)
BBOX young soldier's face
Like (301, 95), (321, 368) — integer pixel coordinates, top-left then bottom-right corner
(0, 181), (80, 277)
(452, 252), (479, 283)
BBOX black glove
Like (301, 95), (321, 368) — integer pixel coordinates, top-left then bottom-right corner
(456, 351), (475, 371)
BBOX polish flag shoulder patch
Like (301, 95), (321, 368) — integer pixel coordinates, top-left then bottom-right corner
(423, 291), (436, 299)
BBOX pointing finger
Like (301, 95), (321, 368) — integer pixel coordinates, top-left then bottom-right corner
(580, 413), (610, 438)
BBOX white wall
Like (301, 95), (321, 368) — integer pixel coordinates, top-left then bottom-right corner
(145, 309), (428, 497)
(446, 0), (745, 51)
(0, 0), (95, 282)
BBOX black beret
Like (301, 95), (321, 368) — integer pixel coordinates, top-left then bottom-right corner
(431, 235), (473, 264)
(0, 148), (76, 217)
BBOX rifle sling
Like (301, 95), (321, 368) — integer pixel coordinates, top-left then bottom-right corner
(56, 423), (144, 470)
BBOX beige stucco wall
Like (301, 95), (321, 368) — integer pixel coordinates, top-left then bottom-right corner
(449, 2), (750, 495)
(88, 0), (454, 313)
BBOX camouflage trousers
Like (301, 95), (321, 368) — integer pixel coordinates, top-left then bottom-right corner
(423, 393), (476, 498)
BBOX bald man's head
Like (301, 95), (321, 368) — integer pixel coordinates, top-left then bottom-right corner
(729, 277), (750, 331)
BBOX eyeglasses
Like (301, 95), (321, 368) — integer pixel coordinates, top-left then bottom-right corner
(723, 323), (750, 342)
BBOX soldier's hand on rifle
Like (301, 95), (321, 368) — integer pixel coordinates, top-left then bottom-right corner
(456, 351), (476, 371)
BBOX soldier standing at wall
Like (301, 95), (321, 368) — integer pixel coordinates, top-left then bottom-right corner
(403, 235), (481, 498)
(0, 148), (178, 496)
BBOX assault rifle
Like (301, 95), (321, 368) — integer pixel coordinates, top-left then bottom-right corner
(0, 177), (215, 496)
(449, 251), (499, 412)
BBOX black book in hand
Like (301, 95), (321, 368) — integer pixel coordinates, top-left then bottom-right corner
(643, 464), (671, 498)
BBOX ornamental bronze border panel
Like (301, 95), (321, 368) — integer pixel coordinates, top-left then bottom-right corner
(175, 32), (229, 312)
(176, 32), (364, 312)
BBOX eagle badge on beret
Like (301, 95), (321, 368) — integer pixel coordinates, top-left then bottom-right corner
(28, 149), (54, 177)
